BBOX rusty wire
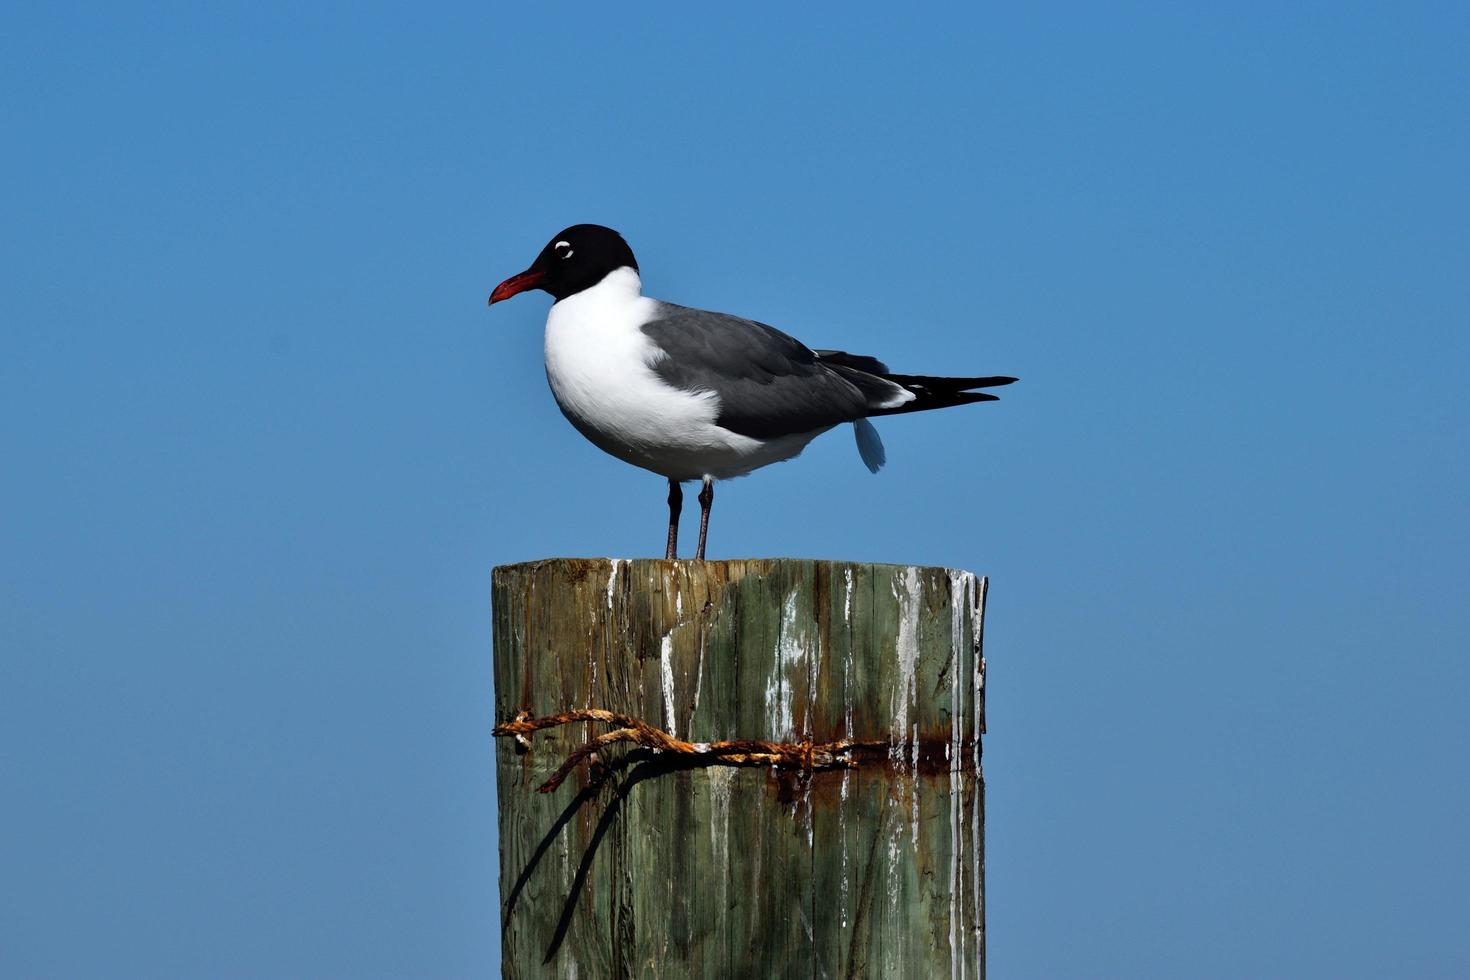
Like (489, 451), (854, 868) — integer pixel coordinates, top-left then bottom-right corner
(492, 709), (889, 794)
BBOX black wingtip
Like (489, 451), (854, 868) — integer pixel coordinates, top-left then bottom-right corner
(866, 388), (1004, 417)
(946, 375), (1018, 390)
(882, 372), (1018, 393)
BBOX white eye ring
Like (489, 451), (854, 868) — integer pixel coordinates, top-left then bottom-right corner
(554, 240), (573, 258)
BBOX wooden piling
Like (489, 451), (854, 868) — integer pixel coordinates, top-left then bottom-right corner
(493, 558), (987, 979)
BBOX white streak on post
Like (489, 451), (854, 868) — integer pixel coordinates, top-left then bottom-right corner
(804, 782), (815, 848)
(911, 720), (921, 846)
(887, 803), (902, 923)
(948, 570), (968, 980)
(887, 568), (923, 935)
(660, 632), (677, 740)
(843, 568), (856, 771)
(846, 567), (858, 928)
(692, 624), (705, 716)
(972, 576), (988, 975)
(605, 558), (622, 610)
(891, 567), (921, 749)
(765, 590), (805, 740)
(803, 581), (817, 845)
(839, 772), (850, 928)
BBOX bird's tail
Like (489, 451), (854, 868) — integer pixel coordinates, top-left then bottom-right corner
(867, 371), (1019, 416)
(816, 349), (1018, 417)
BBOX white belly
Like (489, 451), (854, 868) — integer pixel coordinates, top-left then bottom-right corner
(541, 269), (822, 481)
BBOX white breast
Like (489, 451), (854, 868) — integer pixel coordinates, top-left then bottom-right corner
(542, 268), (819, 481)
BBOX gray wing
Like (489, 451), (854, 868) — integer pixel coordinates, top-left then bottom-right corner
(641, 303), (903, 440)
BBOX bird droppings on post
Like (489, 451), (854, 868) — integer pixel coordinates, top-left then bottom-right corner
(948, 569), (978, 980)
(604, 558), (622, 611)
(659, 633), (677, 740)
(891, 567), (921, 747)
(765, 589), (807, 742)
(492, 558), (987, 978)
(972, 575), (988, 971)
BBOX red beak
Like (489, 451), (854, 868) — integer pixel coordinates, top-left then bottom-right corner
(488, 269), (544, 305)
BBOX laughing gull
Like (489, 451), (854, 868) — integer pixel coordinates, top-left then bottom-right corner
(488, 224), (1016, 560)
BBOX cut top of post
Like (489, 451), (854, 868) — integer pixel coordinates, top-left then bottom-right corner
(491, 558), (987, 767)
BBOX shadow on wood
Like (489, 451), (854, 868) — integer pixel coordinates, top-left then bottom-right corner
(503, 748), (723, 963)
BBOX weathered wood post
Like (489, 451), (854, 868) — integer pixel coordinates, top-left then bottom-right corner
(493, 558), (987, 979)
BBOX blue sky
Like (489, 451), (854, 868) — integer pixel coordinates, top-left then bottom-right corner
(2, 3), (1467, 977)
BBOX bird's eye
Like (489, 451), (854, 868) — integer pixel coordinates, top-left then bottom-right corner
(554, 241), (573, 259)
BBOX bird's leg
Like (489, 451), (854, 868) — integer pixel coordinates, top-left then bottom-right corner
(665, 479), (682, 560)
(695, 478), (714, 561)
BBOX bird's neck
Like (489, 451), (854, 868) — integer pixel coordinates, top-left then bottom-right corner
(545, 265), (653, 341)
(560, 266), (642, 307)
(596, 264), (643, 299)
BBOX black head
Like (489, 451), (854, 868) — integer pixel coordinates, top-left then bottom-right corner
(488, 224), (639, 305)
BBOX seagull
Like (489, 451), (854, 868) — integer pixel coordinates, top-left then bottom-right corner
(488, 224), (1016, 560)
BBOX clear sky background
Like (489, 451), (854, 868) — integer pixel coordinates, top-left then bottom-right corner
(3, 3), (1467, 977)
